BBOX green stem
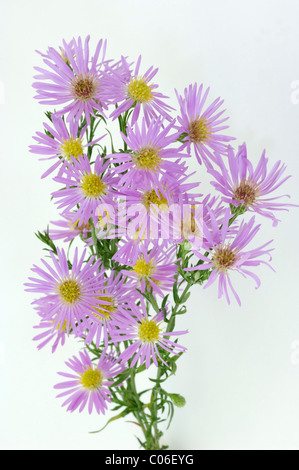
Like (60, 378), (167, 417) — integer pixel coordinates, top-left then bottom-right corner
(128, 369), (153, 448)
(148, 275), (193, 449)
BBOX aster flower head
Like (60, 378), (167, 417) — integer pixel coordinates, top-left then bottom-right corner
(52, 154), (117, 225)
(111, 117), (188, 191)
(33, 315), (69, 354)
(25, 247), (107, 332)
(121, 171), (200, 213)
(33, 36), (108, 124)
(54, 349), (125, 414)
(175, 83), (235, 168)
(122, 242), (178, 298)
(186, 209), (274, 306)
(102, 55), (173, 125)
(30, 115), (105, 178)
(112, 302), (187, 369)
(49, 211), (92, 243)
(82, 271), (139, 348)
(112, 237), (146, 266)
(210, 143), (296, 226)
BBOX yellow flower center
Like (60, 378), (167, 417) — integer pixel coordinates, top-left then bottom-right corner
(93, 296), (116, 321)
(71, 219), (92, 232)
(60, 137), (83, 161)
(188, 117), (211, 143)
(58, 279), (81, 304)
(213, 244), (238, 271)
(72, 74), (97, 101)
(80, 368), (103, 390)
(233, 180), (259, 206)
(133, 256), (155, 278)
(81, 173), (107, 198)
(138, 319), (161, 343)
(133, 146), (162, 172)
(127, 77), (153, 103)
(142, 189), (168, 209)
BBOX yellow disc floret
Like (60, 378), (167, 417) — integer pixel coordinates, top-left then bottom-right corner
(233, 179), (259, 206)
(213, 244), (238, 271)
(60, 137), (84, 161)
(127, 77), (153, 103)
(133, 256), (155, 278)
(80, 368), (103, 390)
(72, 74), (97, 101)
(138, 319), (161, 343)
(81, 173), (107, 198)
(70, 219), (92, 232)
(188, 117), (211, 143)
(142, 189), (168, 209)
(133, 146), (162, 172)
(58, 279), (81, 304)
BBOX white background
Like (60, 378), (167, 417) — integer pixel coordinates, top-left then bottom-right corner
(1, 0), (299, 450)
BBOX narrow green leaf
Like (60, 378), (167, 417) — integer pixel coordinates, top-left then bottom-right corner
(90, 410), (130, 434)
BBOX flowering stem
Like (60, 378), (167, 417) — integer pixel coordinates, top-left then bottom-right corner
(128, 369), (150, 438)
(146, 275), (194, 449)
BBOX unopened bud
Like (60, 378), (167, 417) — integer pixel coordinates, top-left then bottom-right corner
(182, 239), (191, 251)
(169, 393), (186, 408)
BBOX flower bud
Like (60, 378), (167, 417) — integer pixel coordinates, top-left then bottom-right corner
(169, 393), (186, 408)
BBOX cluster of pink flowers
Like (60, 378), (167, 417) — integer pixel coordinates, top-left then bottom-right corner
(26, 36), (294, 418)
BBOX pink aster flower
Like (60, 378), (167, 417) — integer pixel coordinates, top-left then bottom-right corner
(186, 209), (274, 306)
(50, 207), (117, 245)
(33, 317), (68, 353)
(112, 238), (147, 266)
(33, 36), (108, 124)
(54, 349), (125, 414)
(25, 247), (106, 332)
(52, 154), (117, 225)
(30, 115), (104, 178)
(110, 118), (188, 190)
(102, 55), (173, 125)
(175, 83), (235, 168)
(209, 143), (295, 226)
(82, 271), (138, 348)
(122, 242), (178, 298)
(49, 211), (92, 243)
(119, 171), (200, 212)
(112, 303), (187, 369)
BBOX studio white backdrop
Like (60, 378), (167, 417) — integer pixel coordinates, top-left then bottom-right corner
(1, 0), (299, 450)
